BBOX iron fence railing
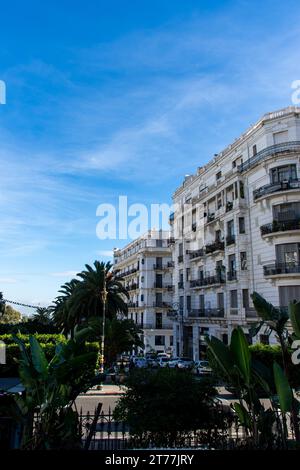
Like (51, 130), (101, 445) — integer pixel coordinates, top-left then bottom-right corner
(238, 141), (300, 173)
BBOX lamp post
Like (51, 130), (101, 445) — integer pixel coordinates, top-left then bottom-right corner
(100, 275), (108, 374)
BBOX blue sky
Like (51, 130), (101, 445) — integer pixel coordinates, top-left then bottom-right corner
(1, 0), (300, 313)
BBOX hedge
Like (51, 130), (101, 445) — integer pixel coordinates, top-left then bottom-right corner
(0, 338), (100, 378)
(0, 334), (66, 345)
(250, 344), (300, 388)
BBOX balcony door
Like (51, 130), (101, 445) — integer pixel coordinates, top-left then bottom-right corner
(217, 292), (224, 310)
(156, 257), (163, 269)
(279, 286), (300, 308)
(156, 273), (163, 288)
(273, 202), (300, 222)
(276, 243), (300, 266)
(270, 164), (297, 183)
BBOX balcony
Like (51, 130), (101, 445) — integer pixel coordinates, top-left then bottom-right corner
(225, 201), (233, 212)
(190, 273), (226, 288)
(153, 283), (173, 290)
(178, 281), (184, 289)
(153, 301), (172, 309)
(245, 308), (258, 319)
(167, 237), (175, 246)
(238, 141), (300, 173)
(263, 262), (300, 277)
(192, 222), (197, 232)
(227, 270), (237, 281)
(178, 255), (183, 263)
(189, 308), (225, 318)
(260, 218), (300, 236)
(205, 240), (225, 254)
(253, 178), (300, 201)
(128, 301), (139, 308)
(137, 322), (174, 330)
(226, 234), (235, 246)
(189, 248), (205, 260)
(206, 213), (215, 224)
(127, 283), (139, 291)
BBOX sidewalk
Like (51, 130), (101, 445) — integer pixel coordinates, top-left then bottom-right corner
(80, 384), (126, 396)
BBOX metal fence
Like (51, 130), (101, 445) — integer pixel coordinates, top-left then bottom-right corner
(78, 405), (294, 450)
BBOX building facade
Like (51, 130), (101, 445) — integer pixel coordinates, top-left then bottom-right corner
(113, 230), (174, 355)
(170, 106), (300, 360)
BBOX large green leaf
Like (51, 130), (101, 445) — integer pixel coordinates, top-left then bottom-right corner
(289, 301), (300, 339)
(251, 292), (279, 322)
(233, 402), (251, 428)
(206, 335), (234, 380)
(230, 327), (251, 385)
(29, 335), (49, 376)
(273, 362), (293, 413)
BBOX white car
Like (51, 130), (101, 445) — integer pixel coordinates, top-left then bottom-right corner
(193, 360), (212, 375)
(176, 357), (194, 369)
(158, 357), (170, 367)
(168, 357), (181, 368)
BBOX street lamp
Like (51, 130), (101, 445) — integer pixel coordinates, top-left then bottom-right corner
(100, 275), (108, 374)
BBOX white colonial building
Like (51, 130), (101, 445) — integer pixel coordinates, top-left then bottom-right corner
(170, 106), (300, 360)
(113, 230), (174, 355)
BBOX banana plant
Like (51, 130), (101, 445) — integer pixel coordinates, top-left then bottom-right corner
(206, 327), (289, 448)
(13, 327), (101, 449)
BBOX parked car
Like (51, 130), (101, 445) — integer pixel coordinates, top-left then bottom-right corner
(146, 357), (159, 368)
(158, 357), (170, 368)
(168, 357), (181, 368)
(176, 357), (194, 369)
(135, 358), (148, 368)
(157, 352), (170, 359)
(193, 360), (212, 376)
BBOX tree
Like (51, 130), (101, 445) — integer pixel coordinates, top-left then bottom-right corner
(32, 307), (52, 326)
(69, 261), (128, 323)
(50, 279), (80, 334)
(0, 304), (22, 324)
(83, 316), (144, 365)
(114, 368), (227, 448)
(0, 292), (5, 315)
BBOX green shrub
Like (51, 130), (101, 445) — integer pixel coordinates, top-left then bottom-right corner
(0, 339), (100, 378)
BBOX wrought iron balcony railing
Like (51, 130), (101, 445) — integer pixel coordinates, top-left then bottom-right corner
(178, 255), (184, 263)
(253, 178), (300, 200)
(227, 270), (237, 281)
(189, 248), (205, 259)
(189, 308), (225, 318)
(263, 262), (300, 276)
(260, 218), (300, 236)
(238, 141), (300, 173)
(205, 240), (225, 254)
(190, 273), (226, 288)
(178, 281), (184, 289)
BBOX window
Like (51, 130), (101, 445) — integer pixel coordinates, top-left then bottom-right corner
(155, 335), (165, 346)
(186, 296), (191, 313)
(186, 268), (190, 281)
(140, 294), (144, 302)
(239, 181), (245, 198)
(230, 290), (238, 309)
(199, 295), (205, 310)
(170, 336), (173, 346)
(279, 285), (300, 307)
(215, 229), (222, 242)
(228, 254), (236, 273)
(140, 312), (144, 328)
(240, 252), (248, 270)
(141, 258), (144, 264)
(222, 334), (228, 345)
(239, 217), (245, 234)
(260, 334), (269, 345)
(252, 144), (257, 156)
(242, 289), (249, 308)
(156, 312), (162, 329)
(217, 292), (224, 309)
(273, 202), (300, 221)
(273, 130), (288, 144)
(156, 257), (162, 268)
(275, 243), (300, 265)
(216, 171), (222, 180)
(270, 164), (297, 183)
(156, 274), (162, 288)
(227, 220), (234, 237)
(179, 296), (184, 315)
(156, 239), (163, 247)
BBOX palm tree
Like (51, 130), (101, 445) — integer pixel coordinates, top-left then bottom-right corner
(68, 261), (129, 322)
(51, 279), (80, 334)
(32, 307), (52, 325)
